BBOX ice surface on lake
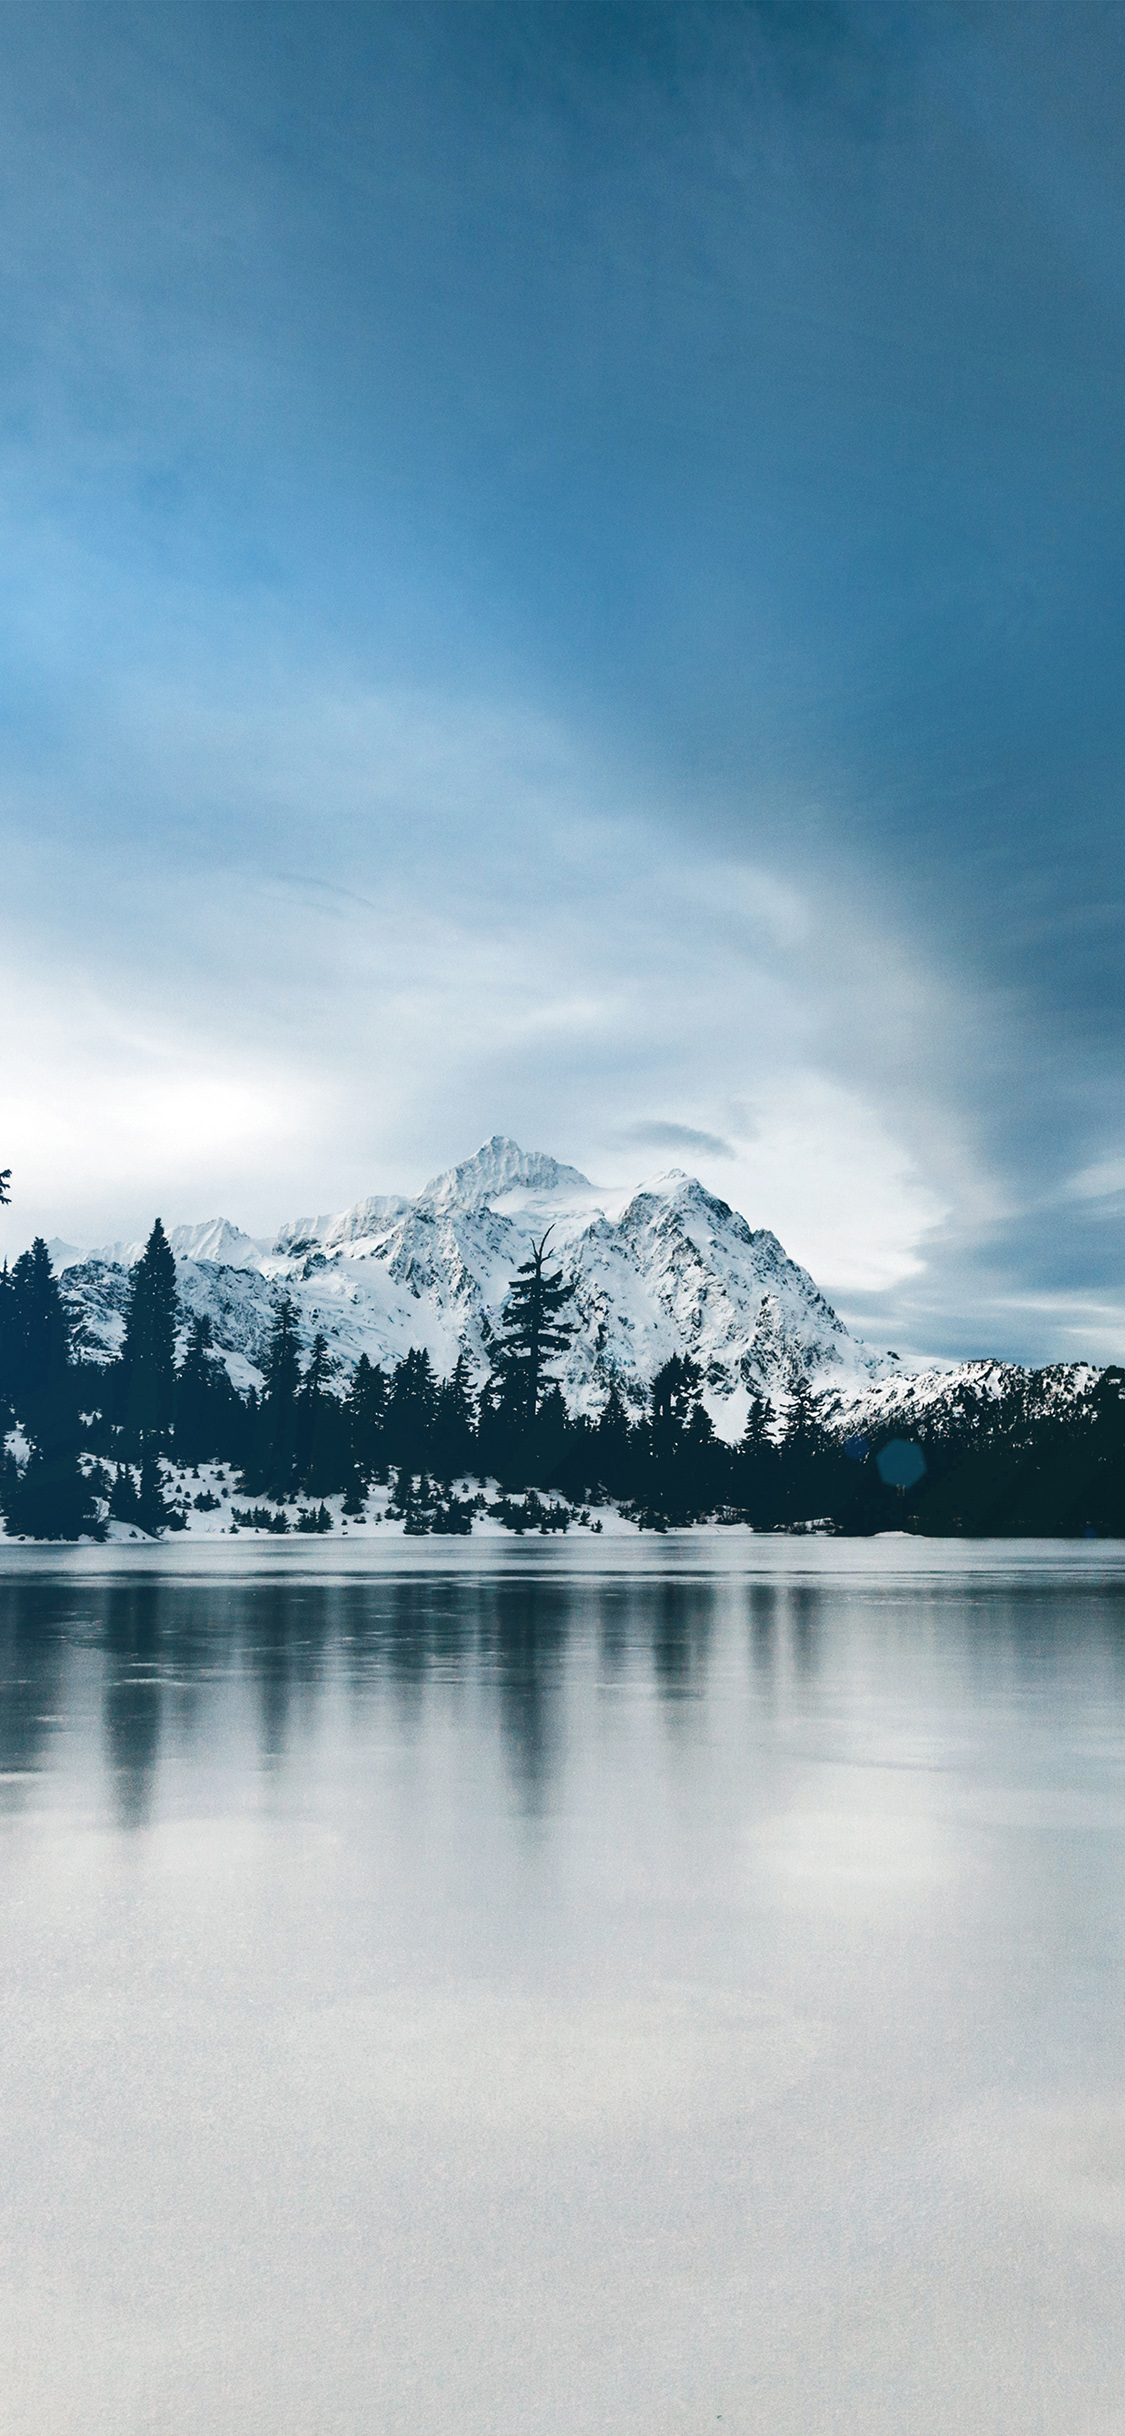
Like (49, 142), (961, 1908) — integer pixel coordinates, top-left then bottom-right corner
(1, 1536), (1123, 2434)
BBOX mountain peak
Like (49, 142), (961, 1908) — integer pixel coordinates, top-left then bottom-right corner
(168, 1218), (268, 1269)
(421, 1136), (593, 1213)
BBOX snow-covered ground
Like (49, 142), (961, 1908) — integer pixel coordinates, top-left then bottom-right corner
(38, 1461), (639, 1547)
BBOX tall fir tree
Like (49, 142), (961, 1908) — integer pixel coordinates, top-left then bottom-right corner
(681, 1390), (717, 1512)
(645, 1353), (710, 1519)
(174, 1312), (248, 1466)
(648, 1354), (703, 1467)
(776, 1373), (830, 1524)
(6, 1443), (102, 1540)
(0, 1239), (100, 1540)
(432, 1353), (477, 1480)
(594, 1380), (634, 1498)
(347, 1353), (389, 1481)
(386, 1347), (437, 1473)
(295, 1332), (348, 1494)
(0, 1261), (14, 1428)
(120, 1220), (178, 1450)
(735, 1392), (778, 1524)
(2, 1239), (71, 1434)
(489, 1230), (578, 1438)
(258, 1291), (302, 1494)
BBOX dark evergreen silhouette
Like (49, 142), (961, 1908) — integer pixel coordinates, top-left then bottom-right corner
(432, 1352), (477, 1480)
(294, 1332), (349, 1494)
(488, 1230), (578, 1439)
(774, 1374), (833, 1525)
(386, 1347), (437, 1472)
(0, 1263), (13, 1431)
(175, 1313), (217, 1457)
(120, 1220), (178, 1451)
(0, 1238), (101, 1539)
(644, 1355), (716, 1520)
(295, 1501), (333, 1534)
(256, 1292), (302, 1496)
(592, 1380), (632, 1490)
(107, 1456), (175, 1535)
(6, 1445), (103, 1540)
(6, 1241), (71, 1433)
(174, 1314), (249, 1467)
(732, 1393), (778, 1525)
(347, 1353), (389, 1481)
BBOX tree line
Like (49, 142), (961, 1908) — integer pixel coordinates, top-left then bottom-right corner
(3, 1216), (1125, 1538)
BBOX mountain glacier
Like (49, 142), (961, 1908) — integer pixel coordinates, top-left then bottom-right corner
(56, 1135), (903, 1435)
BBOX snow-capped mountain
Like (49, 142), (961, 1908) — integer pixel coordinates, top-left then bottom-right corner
(56, 1135), (902, 1435)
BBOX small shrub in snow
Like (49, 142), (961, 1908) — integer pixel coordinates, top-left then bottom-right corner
(231, 1504), (290, 1533)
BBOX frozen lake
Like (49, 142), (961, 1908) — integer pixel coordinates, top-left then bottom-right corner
(2, 1535), (1124, 2432)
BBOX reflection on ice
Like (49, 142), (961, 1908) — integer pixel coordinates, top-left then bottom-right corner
(1, 1544), (1125, 2433)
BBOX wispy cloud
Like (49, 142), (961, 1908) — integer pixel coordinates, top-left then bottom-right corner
(611, 1122), (736, 1160)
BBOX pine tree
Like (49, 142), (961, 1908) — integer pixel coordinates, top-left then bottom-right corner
(198, 1321), (249, 1467)
(741, 1392), (772, 1453)
(473, 1373), (512, 1484)
(648, 1354), (702, 1467)
(347, 1354), (388, 1481)
(172, 1311), (248, 1468)
(121, 1220), (178, 1450)
(175, 1313), (215, 1463)
(489, 1230), (578, 1438)
(736, 1392), (778, 1525)
(4, 1239), (71, 1432)
(109, 1463), (143, 1524)
(5, 1446), (103, 1540)
(107, 1458), (171, 1534)
(136, 1455), (172, 1535)
(594, 1380), (633, 1497)
(682, 1391), (716, 1511)
(432, 1353), (477, 1480)
(386, 1347), (436, 1472)
(0, 1262), (15, 1428)
(259, 1292), (302, 1495)
(782, 1373), (821, 1458)
(301, 1331), (331, 1399)
(295, 1332), (347, 1494)
(646, 1354), (711, 1520)
(778, 1374), (829, 1524)
(0, 1244), (101, 1538)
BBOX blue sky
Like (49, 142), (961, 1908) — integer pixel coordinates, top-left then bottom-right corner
(3, 0), (1125, 1363)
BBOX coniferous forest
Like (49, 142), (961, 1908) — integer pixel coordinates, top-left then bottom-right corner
(2, 1215), (1125, 1541)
